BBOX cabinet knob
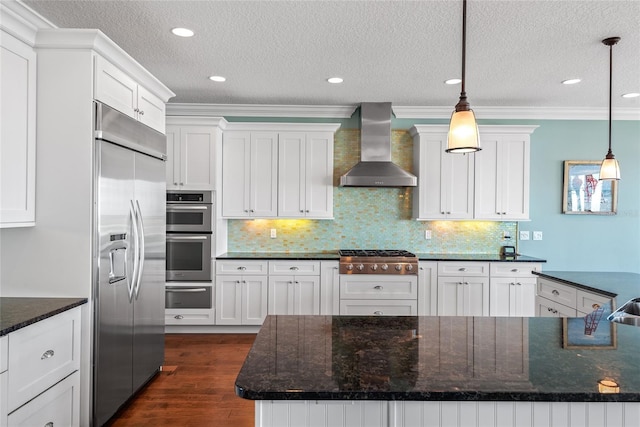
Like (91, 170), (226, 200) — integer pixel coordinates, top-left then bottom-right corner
(139, 110), (144, 116)
(552, 290), (560, 296)
(516, 282), (522, 286)
(300, 210), (304, 213)
(250, 209), (254, 213)
(502, 212), (507, 215)
(41, 349), (55, 360)
(305, 210), (309, 213)
(174, 315), (184, 320)
(441, 211), (445, 215)
(173, 182), (178, 185)
(134, 108), (139, 113)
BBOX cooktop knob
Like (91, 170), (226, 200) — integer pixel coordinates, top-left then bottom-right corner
(381, 264), (389, 271)
(346, 264), (354, 271)
(406, 264), (414, 271)
(395, 264), (402, 271)
(357, 264), (365, 271)
(370, 264), (378, 271)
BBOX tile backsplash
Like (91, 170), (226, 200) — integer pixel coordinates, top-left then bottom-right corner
(227, 129), (517, 253)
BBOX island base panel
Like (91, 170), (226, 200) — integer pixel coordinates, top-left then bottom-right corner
(256, 400), (640, 427)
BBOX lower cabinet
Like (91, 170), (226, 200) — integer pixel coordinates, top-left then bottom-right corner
(437, 276), (490, 316)
(489, 278), (537, 317)
(1, 307), (81, 427)
(339, 275), (419, 316)
(535, 276), (613, 318)
(216, 275), (268, 325)
(340, 300), (417, 316)
(268, 276), (320, 315)
(320, 261), (339, 315)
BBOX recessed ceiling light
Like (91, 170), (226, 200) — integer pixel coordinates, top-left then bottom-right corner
(171, 27), (194, 37)
(445, 78), (461, 85)
(209, 75), (226, 82)
(622, 92), (640, 98)
(327, 77), (343, 84)
(562, 78), (581, 85)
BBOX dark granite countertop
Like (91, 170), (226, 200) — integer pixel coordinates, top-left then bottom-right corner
(217, 252), (546, 263)
(236, 314), (640, 402)
(0, 297), (88, 336)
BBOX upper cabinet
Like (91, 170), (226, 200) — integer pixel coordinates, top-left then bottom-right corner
(94, 56), (166, 133)
(474, 126), (536, 220)
(411, 125), (537, 221)
(411, 129), (474, 220)
(0, 30), (36, 228)
(166, 116), (227, 190)
(221, 123), (340, 219)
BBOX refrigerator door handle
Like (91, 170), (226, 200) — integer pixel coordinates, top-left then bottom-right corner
(129, 200), (139, 302)
(134, 200), (145, 299)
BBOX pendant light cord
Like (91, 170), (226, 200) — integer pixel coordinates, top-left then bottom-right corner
(607, 41), (613, 155)
(461, 0), (467, 97)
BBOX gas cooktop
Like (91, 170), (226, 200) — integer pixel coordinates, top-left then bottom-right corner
(338, 249), (418, 275)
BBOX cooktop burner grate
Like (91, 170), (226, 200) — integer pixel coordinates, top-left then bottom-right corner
(339, 249), (416, 258)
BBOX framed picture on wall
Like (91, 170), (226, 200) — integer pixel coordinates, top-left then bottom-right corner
(562, 160), (618, 215)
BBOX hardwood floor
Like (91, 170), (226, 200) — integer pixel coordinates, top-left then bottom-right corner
(107, 334), (256, 427)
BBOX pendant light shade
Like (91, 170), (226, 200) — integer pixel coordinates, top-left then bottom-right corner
(447, 0), (481, 153)
(599, 37), (621, 180)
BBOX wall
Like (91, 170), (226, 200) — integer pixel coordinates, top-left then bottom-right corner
(225, 116), (640, 273)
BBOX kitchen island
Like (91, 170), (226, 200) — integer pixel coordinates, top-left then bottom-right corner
(236, 272), (640, 427)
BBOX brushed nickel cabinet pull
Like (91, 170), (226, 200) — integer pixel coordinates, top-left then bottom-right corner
(41, 349), (55, 360)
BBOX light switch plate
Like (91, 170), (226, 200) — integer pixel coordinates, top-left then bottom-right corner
(533, 231), (543, 241)
(519, 231), (530, 241)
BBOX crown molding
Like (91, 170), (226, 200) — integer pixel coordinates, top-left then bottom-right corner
(166, 116), (229, 129)
(410, 124), (539, 137)
(166, 103), (358, 118)
(0, 0), (54, 45)
(393, 106), (640, 121)
(224, 122), (341, 133)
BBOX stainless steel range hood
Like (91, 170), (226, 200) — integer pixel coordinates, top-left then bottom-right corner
(340, 102), (417, 187)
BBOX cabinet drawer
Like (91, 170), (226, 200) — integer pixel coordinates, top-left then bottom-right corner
(438, 262), (489, 277)
(340, 300), (417, 316)
(268, 261), (320, 275)
(537, 278), (577, 308)
(490, 262), (542, 277)
(537, 297), (577, 317)
(7, 308), (80, 412)
(7, 371), (79, 427)
(216, 260), (268, 275)
(165, 308), (215, 325)
(0, 335), (7, 373)
(576, 290), (613, 315)
(340, 276), (418, 300)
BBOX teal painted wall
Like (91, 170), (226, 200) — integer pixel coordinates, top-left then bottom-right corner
(225, 114), (640, 274)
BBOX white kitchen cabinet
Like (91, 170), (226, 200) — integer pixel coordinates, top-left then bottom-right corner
(216, 261), (268, 325)
(535, 276), (613, 318)
(1, 307), (81, 427)
(474, 127), (537, 220)
(489, 262), (542, 317)
(0, 30), (36, 228)
(576, 289), (613, 316)
(418, 262), (437, 316)
(222, 131), (278, 218)
(165, 117), (226, 190)
(437, 262), (490, 316)
(320, 261), (340, 315)
(278, 132), (334, 218)
(339, 275), (419, 316)
(268, 276), (321, 315)
(411, 126), (474, 220)
(94, 55), (166, 133)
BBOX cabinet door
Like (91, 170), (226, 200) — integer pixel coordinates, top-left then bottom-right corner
(438, 277), (489, 316)
(489, 278), (514, 317)
(490, 277), (536, 317)
(165, 126), (180, 188)
(94, 55), (138, 120)
(443, 151), (475, 219)
(249, 132), (278, 217)
(242, 276), (268, 325)
(136, 85), (165, 133)
(222, 131), (250, 217)
(278, 133), (306, 217)
(268, 276), (294, 315)
(320, 261), (339, 315)
(418, 262), (437, 315)
(294, 277), (320, 315)
(180, 126), (215, 189)
(304, 132), (334, 218)
(215, 276), (242, 324)
(1, 32), (36, 227)
(437, 277), (463, 316)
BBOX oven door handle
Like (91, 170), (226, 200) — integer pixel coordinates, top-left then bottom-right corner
(166, 235), (209, 241)
(166, 287), (208, 293)
(166, 205), (209, 210)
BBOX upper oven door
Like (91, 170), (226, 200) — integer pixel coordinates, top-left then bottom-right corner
(166, 203), (212, 233)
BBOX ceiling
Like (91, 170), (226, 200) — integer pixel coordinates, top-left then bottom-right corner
(22, 0), (640, 113)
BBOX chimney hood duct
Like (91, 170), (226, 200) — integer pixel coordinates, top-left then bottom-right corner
(340, 102), (417, 187)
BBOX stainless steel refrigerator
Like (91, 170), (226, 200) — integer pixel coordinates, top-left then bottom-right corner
(93, 101), (166, 426)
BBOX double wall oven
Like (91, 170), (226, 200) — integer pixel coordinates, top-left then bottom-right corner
(165, 190), (215, 324)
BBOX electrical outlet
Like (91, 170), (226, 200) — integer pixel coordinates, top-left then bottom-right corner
(519, 231), (530, 241)
(533, 231), (543, 241)
(425, 230), (432, 240)
(270, 229), (277, 239)
(503, 231), (511, 240)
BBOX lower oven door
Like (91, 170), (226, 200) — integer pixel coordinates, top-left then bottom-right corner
(166, 233), (212, 281)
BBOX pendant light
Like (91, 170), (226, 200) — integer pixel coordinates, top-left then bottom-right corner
(446, 0), (481, 153)
(599, 37), (621, 180)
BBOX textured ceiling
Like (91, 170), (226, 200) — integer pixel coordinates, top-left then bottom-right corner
(22, 0), (640, 111)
